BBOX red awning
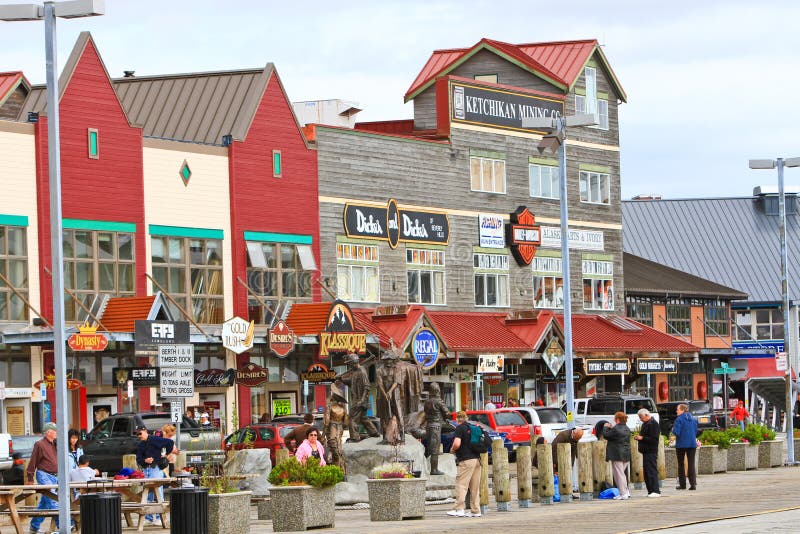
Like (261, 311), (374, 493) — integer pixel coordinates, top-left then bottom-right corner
(745, 357), (795, 380)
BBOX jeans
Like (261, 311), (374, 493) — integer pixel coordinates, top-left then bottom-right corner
(30, 470), (58, 532)
(143, 466), (166, 522)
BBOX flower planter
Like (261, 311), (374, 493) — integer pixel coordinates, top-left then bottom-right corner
(366, 478), (426, 521)
(758, 440), (783, 468)
(664, 447), (678, 479)
(727, 442), (759, 471)
(697, 445), (727, 474)
(208, 491), (252, 534)
(269, 485), (336, 532)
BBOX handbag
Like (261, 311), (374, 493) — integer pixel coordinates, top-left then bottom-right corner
(157, 456), (170, 470)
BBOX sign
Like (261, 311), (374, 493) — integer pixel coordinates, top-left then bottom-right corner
(158, 344), (194, 368)
(479, 213), (506, 248)
(449, 80), (564, 133)
(478, 354), (504, 374)
(112, 367), (160, 387)
(135, 320), (190, 352)
(236, 362), (270, 387)
(194, 368), (236, 387)
(776, 352), (788, 372)
(159, 368), (194, 397)
(318, 300), (367, 357)
(636, 358), (678, 374)
(585, 358), (630, 376)
(34, 374), (82, 391)
(506, 206), (541, 266)
(412, 328), (439, 370)
(483, 373), (504, 386)
(272, 398), (292, 417)
(714, 366), (737, 375)
(446, 365), (474, 382)
(542, 338), (565, 377)
(269, 320), (295, 358)
(127, 380), (134, 398)
(67, 325), (109, 352)
(171, 399), (183, 423)
(540, 226), (605, 251)
(343, 199), (449, 246)
(300, 363), (337, 383)
(222, 316), (255, 355)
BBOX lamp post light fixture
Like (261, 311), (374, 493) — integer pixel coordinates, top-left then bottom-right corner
(0, 2), (104, 532)
(748, 156), (800, 465)
(523, 113), (596, 430)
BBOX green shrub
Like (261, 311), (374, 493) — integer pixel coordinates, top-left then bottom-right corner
(699, 429), (731, 449)
(725, 426), (744, 444)
(268, 456), (343, 488)
(268, 457), (307, 486)
(305, 457), (344, 488)
(743, 423), (774, 445)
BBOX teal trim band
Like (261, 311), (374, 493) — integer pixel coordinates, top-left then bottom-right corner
(63, 219), (135, 232)
(149, 224), (223, 240)
(244, 231), (312, 245)
(0, 215), (28, 227)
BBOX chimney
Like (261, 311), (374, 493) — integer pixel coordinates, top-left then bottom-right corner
(631, 194), (662, 201)
(123, 70), (135, 78)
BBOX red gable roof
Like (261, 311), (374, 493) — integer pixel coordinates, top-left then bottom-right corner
(98, 296), (157, 332)
(285, 302), (336, 336)
(353, 305), (428, 348)
(0, 71), (27, 105)
(504, 310), (555, 350)
(427, 311), (531, 353)
(555, 314), (699, 353)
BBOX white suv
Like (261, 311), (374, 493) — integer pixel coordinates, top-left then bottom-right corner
(496, 407), (595, 444)
(566, 394), (659, 431)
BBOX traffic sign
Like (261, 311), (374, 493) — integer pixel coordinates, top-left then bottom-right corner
(776, 352), (788, 372)
(170, 399), (183, 423)
(714, 367), (737, 375)
(159, 368), (194, 397)
(158, 344), (194, 367)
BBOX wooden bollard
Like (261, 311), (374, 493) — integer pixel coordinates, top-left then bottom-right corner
(479, 452), (489, 516)
(536, 443), (554, 505)
(657, 438), (666, 485)
(577, 442), (593, 500)
(630, 434), (644, 489)
(275, 448), (290, 465)
(556, 442), (573, 502)
(592, 441), (612, 494)
(516, 445), (533, 507)
(491, 438), (511, 511)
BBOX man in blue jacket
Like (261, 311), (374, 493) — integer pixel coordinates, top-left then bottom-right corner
(672, 403), (698, 490)
(136, 426), (176, 525)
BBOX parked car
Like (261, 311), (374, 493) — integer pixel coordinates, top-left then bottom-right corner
(657, 400), (720, 435)
(498, 407), (594, 443)
(565, 394), (660, 431)
(450, 410), (529, 459)
(223, 423), (298, 465)
(9, 435), (38, 460)
(435, 420), (511, 460)
(269, 414), (324, 433)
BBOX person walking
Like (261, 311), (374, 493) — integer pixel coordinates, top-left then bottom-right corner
(27, 422), (60, 533)
(673, 403), (698, 490)
(603, 412), (631, 500)
(295, 429), (326, 465)
(635, 408), (661, 497)
(136, 426), (176, 526)
(731, 401), (750, 431)
(448, 411), (481, 518)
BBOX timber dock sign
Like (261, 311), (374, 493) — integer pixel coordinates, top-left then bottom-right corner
(318, 300), (367, 357)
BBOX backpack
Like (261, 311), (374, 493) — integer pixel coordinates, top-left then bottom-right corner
(468, 423), (492, 454)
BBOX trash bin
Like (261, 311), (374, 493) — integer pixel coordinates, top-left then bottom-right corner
(80, 492), (121, 534)
(169, 487), (208, 534)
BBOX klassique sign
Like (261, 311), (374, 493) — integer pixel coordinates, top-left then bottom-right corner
(343, 199), (449, 246)
(318, 300), (367, 357)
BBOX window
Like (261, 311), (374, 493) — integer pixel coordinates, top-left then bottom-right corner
(576, 91), (609, 130)
(406, 248), (445, 305)
(193, 345), (226, 373)
(474, 74), (498, 84)
(529, 163), (560, 199)
(63, 229), (135, 322)
(625, 296), (653, 327)
(582, 259), (613, 311)
(247, 242), (313, 324)
(533, 255), (563, 309)
(0, 225), (28, 321)
(336, 243), (379, 303)
(0, 346), (30, 387)
(666, 299), (691, 337)
(584, 67), (597, 116)
(272, 150), (282, 178)
(704, 300), (730, 336)
(470, 156), (506, 193)
(733, 310), (752, 341)
(579, 170), (610, 204)
(87, 128), (99, 159)
(668, 373), (693, 401)
(753, 308), (784, 340)
(473, 253), (509, 307)
(151, 236), (223, 324)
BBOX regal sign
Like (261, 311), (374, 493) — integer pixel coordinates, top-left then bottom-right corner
(506, 206), (541, 266)
(195, 368), (236, 387)
(236, 362), (269, 387)
(300, 363), (337, 383)
(412, 327), (439, 370)
(269, 320), (295, 358)
(318, 300), (367, 357)
(68, 325), (109, 352)
(343, 199), (449, 246)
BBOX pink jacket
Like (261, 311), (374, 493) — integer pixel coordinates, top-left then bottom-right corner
(295, 439), (326, 466)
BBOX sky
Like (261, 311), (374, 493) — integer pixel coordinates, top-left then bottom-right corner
(1, 0), (799, 200)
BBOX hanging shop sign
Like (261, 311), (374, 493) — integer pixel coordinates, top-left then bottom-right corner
(300, 363), (337, 383)
(236, 362), (270, 387)
(446, 365), (474, 382)
(412, 327), (439, 370)
(319, 300), (367, 357)
(478, 213), (506, 249)
(67, 325), (108, 352)
(222, 316), (255, 354)
(34, 373), (82, 391)
(135, 320), (190, 352)
(542, 337), (565, 377)
(269, 320), (295, 358)
(194, 368), (237, 387)
(112, 367), (160, 387)
(636, 358), (678, 374)
(343, 199), (449, 246)
(585, 358), (630, 376)
(478, 354), (505, 374)
(449, 79), (563, 134)
(541, 227), (604, 251)
(506, 206), (541, 266)
(483, 373), (504, 386)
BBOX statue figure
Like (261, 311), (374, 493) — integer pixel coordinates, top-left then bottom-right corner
(424, 383), (449, 475)
(323, 383), (348, 470)
(338, 353), (380, 442)
(376, 348), (406, 445)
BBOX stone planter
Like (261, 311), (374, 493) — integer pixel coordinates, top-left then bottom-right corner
(697, 445), (727, 474)
(269, 485), (335, 532)
(208, 490), (252, 534)
(664, 447), (678, 479)
(758, 440), (783, 468)
(366, 477), (426, 521)
(727, 442), (759, 471)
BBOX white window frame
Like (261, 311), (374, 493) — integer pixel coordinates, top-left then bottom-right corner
(529, 163), (560, 200)
(473, 253), (510, 307)
(470, 156), (506, 194)
(575, 91), (608, 130)
(579, 170), (610, 204)
(532, 256), (563, 309)
(336, 243), (380, 303)
(406, 248), (446, 305)
(582, 259), (614, 311)
(584, 66), (597, 116)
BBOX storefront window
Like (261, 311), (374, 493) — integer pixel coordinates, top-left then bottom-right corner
(533, 255), (563, 309)
(668, 373), (693, 400)
(336, 243), (379, 303)
(193, 345), (225, 372)
(666, 299), (691, 337)
(0, 346), (30, 386)
(582, 258), (613, 311)
(406, 248), (445, 305)
(246, 242), (314, 324)
(473, 253), (509, 307)
(704, 300), (730, 336)
(69, 354), (98, 385)
(625, 296), (653, 327)
(101, 350), (136, 385)
(0, 225), (28, 321)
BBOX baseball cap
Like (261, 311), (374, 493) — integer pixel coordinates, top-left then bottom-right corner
(43, 422), (57, 433)
(134, 425), (148, 433)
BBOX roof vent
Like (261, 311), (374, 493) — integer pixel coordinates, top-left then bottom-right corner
(754, 185), (798, 216)
(631, 194), (662, 201)
(599, 314), (643, 332)
(123, 70), (135, 78)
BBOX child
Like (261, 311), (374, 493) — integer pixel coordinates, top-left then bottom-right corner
(3, 452), (25, 485)
(69, 455), (100, 482)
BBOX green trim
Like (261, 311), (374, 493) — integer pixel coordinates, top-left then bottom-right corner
(535, 249), (561, 258)
(574, 87), (586, 96)
(469, 149), (506, 160)
(244, 231), (312, 245)
(0, 215), (29, 227)
(579, 163), (611, 174)
(336, 235), (381, 245)
(474, 268), (510, 275)
(586, 59), (598, 68)
(149, 224), (223, 240)
(63, 219), (135, 233)
(405, 243), (445, 251)
(597, 91), (609, 100)
(529, 157), (558, 166)
(473, 246), (509, 254)
(407, 264), (446, 271)
(337, 259), (379, 266)
(582, 253), (613, 261)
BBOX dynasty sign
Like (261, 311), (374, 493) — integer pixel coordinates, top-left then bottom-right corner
(343, 198), (449, 247)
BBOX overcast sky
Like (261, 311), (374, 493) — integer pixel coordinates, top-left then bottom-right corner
(2, 0), (799, 199)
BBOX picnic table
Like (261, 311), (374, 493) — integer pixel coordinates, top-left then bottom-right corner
(0, 477), (177, 534)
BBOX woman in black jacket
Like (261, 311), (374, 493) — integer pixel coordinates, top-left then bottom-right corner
(603, 412), (631, 499)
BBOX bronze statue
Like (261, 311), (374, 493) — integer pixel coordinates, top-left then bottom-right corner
(338, 353), (380, 442)
(424, 383), (449, 475)
(374, 342), (425, 445)
(323, 384), (348, 470)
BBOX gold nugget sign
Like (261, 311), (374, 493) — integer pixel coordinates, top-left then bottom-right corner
(318, 300), (367, 357)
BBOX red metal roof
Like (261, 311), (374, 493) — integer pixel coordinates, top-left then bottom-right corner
(427, 311), (531, 353)
(353, 305), (428, 348)
(0, 72), (26, 104)
(285, 302), (335, 336)
(555, 314), (700, 353)
(504, 310), (555, 350)
(98, 296), (157, 332)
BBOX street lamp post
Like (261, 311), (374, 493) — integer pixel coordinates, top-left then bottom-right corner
(749, 156), (800, 465)
(0, 2), (104, 532)
(523, 113), (596, 430)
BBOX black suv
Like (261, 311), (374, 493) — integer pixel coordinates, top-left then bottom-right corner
(657, 401), (720, 436)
